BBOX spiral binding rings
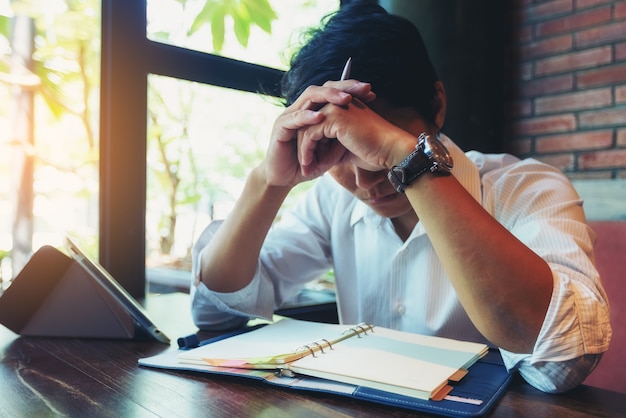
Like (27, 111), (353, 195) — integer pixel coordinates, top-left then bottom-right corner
(311, 341), (325, 355)
(295, 323), (374, 357)
(296, 344), (317, 357)
(319, 338), (332, 350)
(295, 338), (334, 358)
(342, 322), (374, 338)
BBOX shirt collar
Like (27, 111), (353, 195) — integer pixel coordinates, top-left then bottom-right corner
(350, 200), (385, 228)
(349, 134), (482, 228)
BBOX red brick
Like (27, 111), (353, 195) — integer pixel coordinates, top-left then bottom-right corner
(535, 88), (611, 114)
(576, 21), (626, 48)
(579, 108), (626, 127)
(536, 130), (613, 152)
(511, 114), (577, 136)
(535, 46), (612, 76)
(616, 1), (626, 19)
(617, 85), (626, 103)
(521, 35), (573, 59)
(504, 1), (626, 176)
(519, 74), (574, 97)
(578, 148), (626, 169)
(576, 0), (615, 10)
(577, 63), (626, 87)
(536, 7), (611, 37)
(537, 153), (576, 170)
(616, 41), (626, 61)
(525, 0), (573, 21)
(617, 129), (626, 146)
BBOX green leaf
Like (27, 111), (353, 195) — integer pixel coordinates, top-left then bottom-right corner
(242, 0), (277, 21)
(248, 12), (272, 34)
(188, 0), (277, 50)
(232, 5), (250, 47)
(242, 0), (277, 33)
(210, 5), (226, 52)
(189, 0), (216, 37)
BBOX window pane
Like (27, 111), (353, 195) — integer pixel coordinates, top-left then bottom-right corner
(147, 0), (339, 70)
(0, 1), (100, 289)
(146, 74), (309, 279)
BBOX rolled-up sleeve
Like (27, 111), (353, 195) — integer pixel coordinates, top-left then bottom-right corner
(482, 159), (611, 392)
(189, 221), (276, 330)
(500, 271), (608, 392)
(189, 179), (336, 330)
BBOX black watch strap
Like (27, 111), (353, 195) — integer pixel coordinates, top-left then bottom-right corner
(387, 147), (431, 193)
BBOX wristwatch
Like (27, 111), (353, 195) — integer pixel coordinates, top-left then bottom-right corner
(387, 132), (453, 193)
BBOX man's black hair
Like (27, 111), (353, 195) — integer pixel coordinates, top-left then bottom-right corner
(281, 3), (440, 124)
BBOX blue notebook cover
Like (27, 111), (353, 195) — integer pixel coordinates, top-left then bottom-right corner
(139, 330), (512, 417)
(349, 349), (512, 416)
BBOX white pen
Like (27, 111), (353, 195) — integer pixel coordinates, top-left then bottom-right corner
(340, 57), (352, 81)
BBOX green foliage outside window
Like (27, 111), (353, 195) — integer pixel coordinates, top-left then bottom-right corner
(0, 0), (337, 278)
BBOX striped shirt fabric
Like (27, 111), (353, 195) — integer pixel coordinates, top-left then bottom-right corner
(191, 135), (611, 393)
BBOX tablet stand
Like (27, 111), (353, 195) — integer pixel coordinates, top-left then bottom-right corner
(0, 245), (135, 339)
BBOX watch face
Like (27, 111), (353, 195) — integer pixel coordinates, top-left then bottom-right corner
(423, 134), (453, 173)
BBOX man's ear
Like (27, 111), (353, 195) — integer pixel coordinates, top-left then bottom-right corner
(433, 81), (447, 131)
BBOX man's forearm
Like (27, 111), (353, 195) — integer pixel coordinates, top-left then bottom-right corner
(199, 165), (291, 292)
(405, 174), (553, 353)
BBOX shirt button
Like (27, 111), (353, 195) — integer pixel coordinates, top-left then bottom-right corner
(397, 304), (406, 315)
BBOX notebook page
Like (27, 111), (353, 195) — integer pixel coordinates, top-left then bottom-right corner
(289, 346), (456, 399)
(289, 328), (487, 399)
(178, 319), (350, 368)
(361, 327), (489, 369)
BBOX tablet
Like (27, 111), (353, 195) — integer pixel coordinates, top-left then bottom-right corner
(65, 237), (170, 343)
(0, 238), (170, 344)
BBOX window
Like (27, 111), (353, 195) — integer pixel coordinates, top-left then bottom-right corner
(1, 1), (516, 300)
(0, 0), (101, 290)
(102, 0), (338, 297)
(147, 0), (335, 71)
(145, 76), (284, 280)
(0, 0), (339, 296)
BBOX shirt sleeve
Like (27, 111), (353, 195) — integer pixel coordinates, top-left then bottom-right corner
(499, 271), (606, 392)
(189, 221), (265, 330)
(189, 178), (336, 330)
(484, 159), (611, 392)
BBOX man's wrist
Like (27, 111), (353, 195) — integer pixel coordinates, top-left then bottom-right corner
(386, 132), (453, 192)
(385, 135), (421, 170)
(253, 165), (293, 195)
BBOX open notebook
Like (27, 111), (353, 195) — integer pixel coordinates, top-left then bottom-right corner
(176, 318), (488, 401)
(140, 318), (513, 416)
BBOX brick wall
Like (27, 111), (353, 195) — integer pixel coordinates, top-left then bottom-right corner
(506, 0), (626, 180)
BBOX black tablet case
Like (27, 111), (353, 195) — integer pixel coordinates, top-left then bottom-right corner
(0, 245), (157, 340)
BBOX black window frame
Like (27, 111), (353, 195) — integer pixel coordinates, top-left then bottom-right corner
(100, 0), (283, 297)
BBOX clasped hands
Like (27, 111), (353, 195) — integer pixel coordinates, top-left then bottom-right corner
(264, 80), (409, 188)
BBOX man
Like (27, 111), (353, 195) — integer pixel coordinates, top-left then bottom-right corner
(190, 3), (610, 393)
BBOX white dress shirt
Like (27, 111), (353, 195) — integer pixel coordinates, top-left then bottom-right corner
(190, 135), (611, 393)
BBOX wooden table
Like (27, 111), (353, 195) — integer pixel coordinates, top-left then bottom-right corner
(1, 293), (625, 417)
